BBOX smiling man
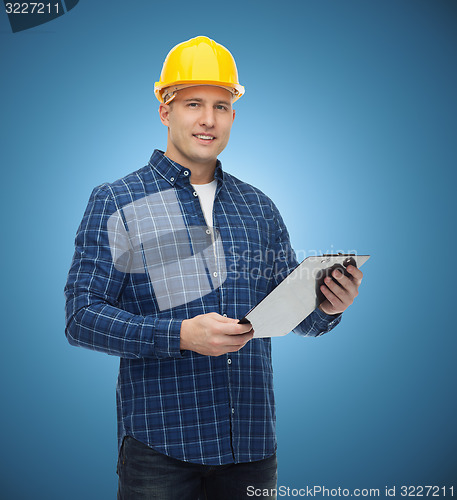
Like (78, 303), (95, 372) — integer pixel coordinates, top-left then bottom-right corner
(161, 85), (235, 184)
(65, 36), (363, 500)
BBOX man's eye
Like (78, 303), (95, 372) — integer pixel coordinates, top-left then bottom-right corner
(188, 102), (199, 108)
(216, 105), (228, 111)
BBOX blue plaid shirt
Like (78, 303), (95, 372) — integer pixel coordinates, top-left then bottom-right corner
(65, 150), (341, 465)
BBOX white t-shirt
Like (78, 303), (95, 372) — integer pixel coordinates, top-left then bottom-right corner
(191, 180), (217, 227)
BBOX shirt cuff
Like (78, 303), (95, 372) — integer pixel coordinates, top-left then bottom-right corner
(313, 307), (342, 336)
(293, 307), (342, 337)
(314, 307), (341, 322)
(147, 318), (185, 358)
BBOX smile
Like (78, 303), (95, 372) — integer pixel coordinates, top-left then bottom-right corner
(193, 134), (215, 141)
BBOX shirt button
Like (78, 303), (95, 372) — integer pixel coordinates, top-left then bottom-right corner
(183, 170), (189, 176)
(205, 229), (211, 235)
(213, 272), (218, 278)
(193, 191), (198, 197)
(232, 408), (235, 414)
(223, 313), (227, 317)
(227, 358), (232, 365)
(170, 177), (175, 182)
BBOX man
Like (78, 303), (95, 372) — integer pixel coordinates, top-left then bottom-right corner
(65, 36), (363, 500)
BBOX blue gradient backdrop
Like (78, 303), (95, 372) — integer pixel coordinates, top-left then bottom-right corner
(1, 1), (456, 498)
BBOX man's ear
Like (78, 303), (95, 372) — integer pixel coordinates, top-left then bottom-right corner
(232, 108), (236, 123)
(159, 103), (171, 127)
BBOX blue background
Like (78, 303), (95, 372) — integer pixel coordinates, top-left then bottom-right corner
(1, 0), (456, 497)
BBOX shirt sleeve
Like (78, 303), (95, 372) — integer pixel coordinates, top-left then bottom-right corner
(269, 199), (342, 338)
(64, 185), (184, 359)
(292, 307), (342, 337)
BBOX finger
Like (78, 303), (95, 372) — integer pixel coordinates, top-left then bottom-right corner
(346, 265), (363, 286)
(331, 269), (357, 296)
(213, 314), (250, 328)
(324, 276), (348, 303)
(320, 282), (342, 308)
(219, 320), (253, 336)
(318, 299), (334, 315)
(217, 314), (241, 324)
(225, 330), (254, 348)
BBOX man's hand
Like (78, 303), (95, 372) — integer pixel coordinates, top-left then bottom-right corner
(318, 265), (364, 316)
(180, 312), (254, 356)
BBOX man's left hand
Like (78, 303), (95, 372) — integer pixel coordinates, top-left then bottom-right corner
(318, 265), (364, 316)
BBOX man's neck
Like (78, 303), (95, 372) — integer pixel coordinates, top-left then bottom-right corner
(164, 151), (216, 185)
(188, 167), (216, 185)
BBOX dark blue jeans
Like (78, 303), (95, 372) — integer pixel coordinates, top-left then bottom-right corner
(117, 436), (277, 500)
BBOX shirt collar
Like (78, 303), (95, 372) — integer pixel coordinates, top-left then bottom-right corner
(148, 149), (224, 186)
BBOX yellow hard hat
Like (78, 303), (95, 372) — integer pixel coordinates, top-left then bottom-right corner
(154, 36), (245, 104)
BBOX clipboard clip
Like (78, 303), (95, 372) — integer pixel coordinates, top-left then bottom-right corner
(321, 253), (356, 257)
(321, 253), (356, 265)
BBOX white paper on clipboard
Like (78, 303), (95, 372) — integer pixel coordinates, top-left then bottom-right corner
(239, 254), (370, 338)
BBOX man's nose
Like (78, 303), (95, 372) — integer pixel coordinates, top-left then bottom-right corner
(199, 107), (215, 128)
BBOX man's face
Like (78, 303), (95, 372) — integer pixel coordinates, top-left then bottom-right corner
(159, 85), (235, 172)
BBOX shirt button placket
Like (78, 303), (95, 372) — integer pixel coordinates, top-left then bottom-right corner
(226, 352), (235, 436)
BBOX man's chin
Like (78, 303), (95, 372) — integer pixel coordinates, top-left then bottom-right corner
(189, 152), (220, 166)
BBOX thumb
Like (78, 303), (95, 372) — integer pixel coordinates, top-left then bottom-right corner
(219, 315), (239, 324)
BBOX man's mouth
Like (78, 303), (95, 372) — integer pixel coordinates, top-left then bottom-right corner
(193, 134), (216, 142)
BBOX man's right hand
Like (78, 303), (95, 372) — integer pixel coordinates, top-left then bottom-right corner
(180, 313), (254, 356)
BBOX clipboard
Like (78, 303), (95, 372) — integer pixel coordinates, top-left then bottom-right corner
(239, 254), (370, 338)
